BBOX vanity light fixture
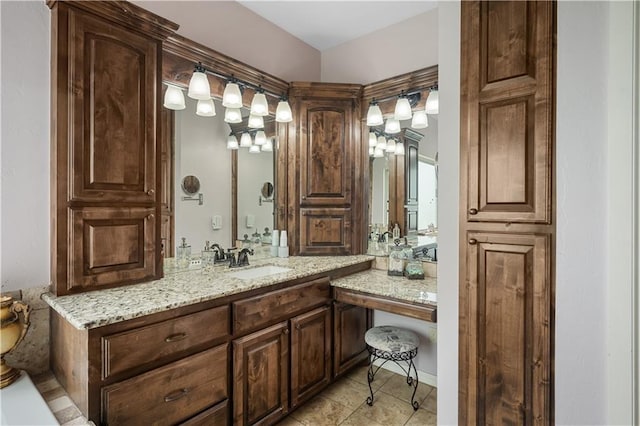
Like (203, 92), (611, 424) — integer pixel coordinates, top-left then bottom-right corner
(385, 138), (397, 153)
(411, 110), (429, 129)
(247, 114), (264, 129)
(254, 130), (267, 146)
(369, 132), (378, 148)
(425, 86), (439, 114)
(394, 141), (405, 156)
(262, 137), (274, 152)
(224, 107), (243, 124)
(373, 147), (385, 158)
(248, 144), (261, 154)
(196, 98), (216, 117)
(240, 132), (252, 148)
(250, 90), (269, 116)
(394, 92), (413, 120)
(385, 118), (401, 134)
(163, 84), (186, 110)
(227, 133), (239, 150)
(376, 135), (387, 150)
(366, 100), (384, 126)
(187, 64), (211, 100)
(276, 96), (293, 123)
(368, 146), (375, 156)
(222, 80), (243, 108)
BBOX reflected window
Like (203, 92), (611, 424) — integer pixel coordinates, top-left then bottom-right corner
(418, 159), (437, 231)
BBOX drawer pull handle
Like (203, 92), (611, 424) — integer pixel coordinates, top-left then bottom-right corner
(164, 332), (187, 343)
(164, 388), (189, 403)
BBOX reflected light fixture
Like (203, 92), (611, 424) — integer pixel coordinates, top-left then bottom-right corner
(425, 87), (439, 114)
(368, 146), (375, 157)
(276, 97), (293, 123)
(222, 80), (243, 108)
(163, 85), (186, 110)
(196, 98), (216, 117)
(249, 144), (261, 154)
(366, 100), (383, 126)
(411, 110), (429, 129)
(224, 108), (242, 124)
(240, 132), (252, 148)
(368, 132), (377, 148)
(395, 142), (405, 156)
(385, 118), (401, 134)
(227, 133), (239, 150)
(376, 135), (387, 150)
(248, 114), (264, 129)
(254, 130), (267, 146)
(394, 93), (412, 120)
(262, 138), (274, 152)
(187, 64), (211, 100)
(250, 91), (269, 116)
(385, 138), (397, 153)
(373, 147), (384, 158)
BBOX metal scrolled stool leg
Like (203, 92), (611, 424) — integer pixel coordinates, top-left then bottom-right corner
(364, 325), (420, 411)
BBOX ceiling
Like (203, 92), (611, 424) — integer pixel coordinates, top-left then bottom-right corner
(237, 1), (438, 51)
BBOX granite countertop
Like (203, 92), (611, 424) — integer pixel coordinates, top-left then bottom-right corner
(331, 269), (437, 306)
(42, 255), (373, 330)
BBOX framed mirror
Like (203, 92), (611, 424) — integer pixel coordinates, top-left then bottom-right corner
(181, 175), (200, 195)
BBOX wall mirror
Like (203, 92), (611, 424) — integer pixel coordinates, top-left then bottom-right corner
(181, 175), (200, 195)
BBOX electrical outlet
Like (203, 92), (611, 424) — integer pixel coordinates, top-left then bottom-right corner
(189, 259), (202, 267)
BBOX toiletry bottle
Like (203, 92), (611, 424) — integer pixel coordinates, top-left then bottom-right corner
(392, 223), (400, 240)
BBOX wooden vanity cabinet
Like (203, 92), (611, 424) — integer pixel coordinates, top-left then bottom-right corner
(49, 1), (178, 295)
(332, 302), (371, 377)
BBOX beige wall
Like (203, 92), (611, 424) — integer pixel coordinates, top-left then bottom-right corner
(321, 10), (438, 84)
(132, 1), (321, 82)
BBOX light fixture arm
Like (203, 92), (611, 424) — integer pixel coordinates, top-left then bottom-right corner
(194, 62), (283, 100)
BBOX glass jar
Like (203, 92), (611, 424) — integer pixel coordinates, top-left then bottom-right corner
(387, 240), (405, 276)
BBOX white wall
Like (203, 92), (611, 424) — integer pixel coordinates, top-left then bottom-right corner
(370, 156), (389, 226)
(0, 1), (50, 292)
(131, 1), (321, 82)
(321, 9), (438, 84)
(174, 98), (232, 250)
(237, 147), (274, 241)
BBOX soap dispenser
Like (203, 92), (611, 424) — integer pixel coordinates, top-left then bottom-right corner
(201, 241), (215, 267)
(177, 237), (191, 268)
(387, 239), (405, 276)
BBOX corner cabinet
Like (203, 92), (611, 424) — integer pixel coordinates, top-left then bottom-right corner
(287, 83), (363, 255)
(49, 1), (178, 295)
(460, 1), (555, 424)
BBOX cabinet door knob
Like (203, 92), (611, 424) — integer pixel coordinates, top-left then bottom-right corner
(283, 328), (289, 335)
(469, 208), (478, 215)
(147, 189), (155, 195)
(147, 213), (155, 220)
(164, 388), (189, 403)
(469, 238), (478, 245)
(295, 324), (301, 330)
(302, 195), (306, 200)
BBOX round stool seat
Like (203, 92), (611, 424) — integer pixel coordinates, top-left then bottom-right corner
(365, 326), (419, 354)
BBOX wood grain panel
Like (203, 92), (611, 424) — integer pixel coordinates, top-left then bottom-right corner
(88, 223), (140, 268)
(102, 305), (230, 379)
(306, 109), (345, 197)
(484, 1), (530, 84)
(180, 400), (228, 426)
(102, 344), (228, 426)
(334, 287), (436, 323)
(333, 302), (370, 377)
(290, 306), (332, 408)
(299, 208), (351, 255)
(233, 322), (289, 425)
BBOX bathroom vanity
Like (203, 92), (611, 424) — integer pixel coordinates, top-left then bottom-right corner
(43, 256), (437, 425)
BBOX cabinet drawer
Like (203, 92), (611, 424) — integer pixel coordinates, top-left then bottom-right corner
(102, 344), (228, 426)
(180, 400), (228, 426)
(233, 277), (331, 335)
(102, 305), (229, 379)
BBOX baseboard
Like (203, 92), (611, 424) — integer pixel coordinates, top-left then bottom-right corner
(372, 359), (437, 388)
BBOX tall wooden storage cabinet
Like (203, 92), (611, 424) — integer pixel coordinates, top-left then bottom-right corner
(49, 1), (177, 295)
(287, 83), (363, 255)
(459, 1), (555, 424)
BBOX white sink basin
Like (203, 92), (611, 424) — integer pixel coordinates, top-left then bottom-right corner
(228, 265), (292, 280)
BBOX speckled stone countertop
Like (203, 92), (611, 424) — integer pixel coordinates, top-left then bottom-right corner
(331, 269), (437, 306)
(42, 255), (373, 330)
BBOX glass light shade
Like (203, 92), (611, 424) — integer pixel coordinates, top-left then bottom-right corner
(275, 100), (293, 123)
(254, 130), (267, 145)
(249, 144), (260, 154)
(163, 85), (186, 110)
(426, 89), (439, 114)
(368, 132), (378, 148)
(196, 98), (216, 117)
(187, 71), (211, 100)
(248, 114), (264, 129)
(395, 142), (405, 156)
(368, 146), (375, 157)
(376, 135), (387, 150)
(394, 97), (413, 120)
(262, 138), (274, 152)
(222, 82), (243, 108)
(366, 103), (383, 126)
(224, 108), (242, 123)
(250, 93), (269, 116)
(373, 147), (384, 158)
(240, 132), (252, 148)
(385, 118), (401, 134)
(385, 138), (397, 153)
(411, 110), (429, 129)
(227, 134), (239, 150)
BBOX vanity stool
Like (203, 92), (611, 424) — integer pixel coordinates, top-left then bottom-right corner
(364, 325), (420, 410)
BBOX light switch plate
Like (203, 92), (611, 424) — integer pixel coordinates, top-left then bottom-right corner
(211, 215), (222, 230)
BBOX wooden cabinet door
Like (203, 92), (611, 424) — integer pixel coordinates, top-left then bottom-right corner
(460, 233), (551, 425)
(461, 1), (554, 224)
(67, 8), (158, 204)
(233, 322), (289, 425)
(290, 306), (332, 408)
(333, 302), (371, 377)
(299, 208), (352, 255)
(404, 138), (419, 235)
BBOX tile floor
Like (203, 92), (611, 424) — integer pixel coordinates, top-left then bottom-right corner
(32, 365), (436, 426)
